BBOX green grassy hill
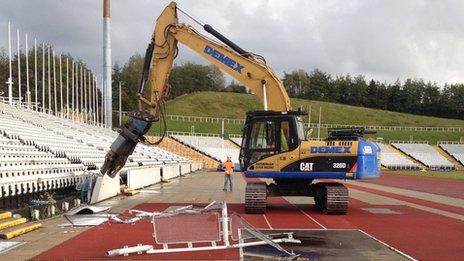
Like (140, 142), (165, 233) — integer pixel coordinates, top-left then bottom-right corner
(147, 91), (464, 143)
(165, 91), (464, 127)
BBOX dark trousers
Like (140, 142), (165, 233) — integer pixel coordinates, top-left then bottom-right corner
(223, 174), (232, 191)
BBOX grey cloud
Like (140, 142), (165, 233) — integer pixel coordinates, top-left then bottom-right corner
(1, 0), (463, 84)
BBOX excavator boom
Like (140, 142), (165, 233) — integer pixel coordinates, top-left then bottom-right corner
(138, 2), (291, 116)
(101, 1), (292, 177)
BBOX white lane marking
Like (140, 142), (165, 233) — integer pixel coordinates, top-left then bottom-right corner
(262, 214), (273, 229)
(358, 229), (418, 261)
(248, 228), (417, 260)
(289, 202), (327, 230)
(298, 209), (327, 230)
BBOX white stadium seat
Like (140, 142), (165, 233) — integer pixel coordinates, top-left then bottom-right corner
(392, 142), (454, 170)
(229, 137), (242, 146)
(376, 143), (419, 170)
(0, 102), (192, 200)
(439, 143), (464, 166)
(171, 134), (240, 163)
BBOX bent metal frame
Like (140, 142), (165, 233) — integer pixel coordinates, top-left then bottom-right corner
(106, 201), (301, 257)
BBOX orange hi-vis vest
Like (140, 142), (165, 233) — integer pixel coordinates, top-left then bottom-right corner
(224, 161), (234, 174)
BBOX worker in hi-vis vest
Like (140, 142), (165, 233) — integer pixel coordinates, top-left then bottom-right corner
(223, 156), (234, 192)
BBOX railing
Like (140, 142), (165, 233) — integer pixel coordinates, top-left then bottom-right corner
(437, 140), (464, 145)
(306, 123), (462, 132)
(160, 113), (463, 132)
(389, 140), (429, 144)
(167, 131), (221, 137)
(165, 114), (245, 125)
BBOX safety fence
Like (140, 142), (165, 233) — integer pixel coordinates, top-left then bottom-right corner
(437, 140), (464, 145)
(166, 131), (221, 137)
(159, 114), (463, 132)
(389, 140), (429, 144)
(306, 123), (462, 132)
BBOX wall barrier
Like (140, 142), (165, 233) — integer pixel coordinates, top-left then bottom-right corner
(127, 166), (161, 190)
(180, 163), (191, 175)
(191, 162), (203, 171)
(162, 164), (181, 180)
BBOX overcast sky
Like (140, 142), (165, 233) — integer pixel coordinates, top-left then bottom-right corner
(1, 0), (464, 85)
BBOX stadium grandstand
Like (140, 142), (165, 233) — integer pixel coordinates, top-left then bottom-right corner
(438, 142), (464, 166)
(170, 132), (240, 165)
(229, 136), (242, 147)
(376, 143), (420, 170)
(391, 141), (455, 171)
(0, 101), (197, 209)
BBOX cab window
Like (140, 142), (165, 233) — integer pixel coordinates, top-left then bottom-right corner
(249, 121), (275, 149)
(280, 121), (290, 152)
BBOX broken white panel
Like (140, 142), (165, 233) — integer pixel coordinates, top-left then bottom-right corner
(127, 166), (161, 190)
(110, 216), (142, 224)
(60, 216), (111, 227)
(0, 242), (25, 254)
(90, 173), (120, 204)
(66, 205), (111, 215)
(106, 244), (153, 257)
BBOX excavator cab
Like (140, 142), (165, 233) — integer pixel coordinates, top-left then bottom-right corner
(240, 111), (306, 170)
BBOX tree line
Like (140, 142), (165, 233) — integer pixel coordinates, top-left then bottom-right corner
(112, 54), (463, 120)
(283, 69), (464, 120)
(2, 48), (462, 121)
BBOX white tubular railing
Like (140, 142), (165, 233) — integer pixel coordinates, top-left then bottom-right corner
(389, 140), (429, 144)
(437, 140), (464, 145)
(161, 113), (464, 133)
(167, 131), (221, 137)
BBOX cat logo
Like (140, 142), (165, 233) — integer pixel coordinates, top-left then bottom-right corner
(300, 162), (314, 171)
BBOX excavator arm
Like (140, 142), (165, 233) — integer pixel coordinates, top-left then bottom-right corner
(138, 2), (291, 115)
(100, 2), (292, 177)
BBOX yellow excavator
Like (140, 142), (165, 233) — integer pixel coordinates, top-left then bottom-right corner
(101, 2), (380, 214)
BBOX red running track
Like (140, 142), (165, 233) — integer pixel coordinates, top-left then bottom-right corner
(34, 193), (464, 261)
(362, 172), (464, 199)
(346, 182), (464, 216)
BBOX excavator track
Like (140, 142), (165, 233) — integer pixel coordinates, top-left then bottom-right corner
(314, 183), (348, 214)
(245, 182), (267, 214)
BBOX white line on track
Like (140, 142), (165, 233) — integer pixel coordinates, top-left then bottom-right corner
(288, 202), (327, 230)
(251, 228), (417, 260)
(358, 229), (417, 261)
(262, 214), (273, 229)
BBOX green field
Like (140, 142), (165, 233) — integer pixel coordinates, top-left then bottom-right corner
(143, 91), (464, 144)
(384, 170), (464, 180)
